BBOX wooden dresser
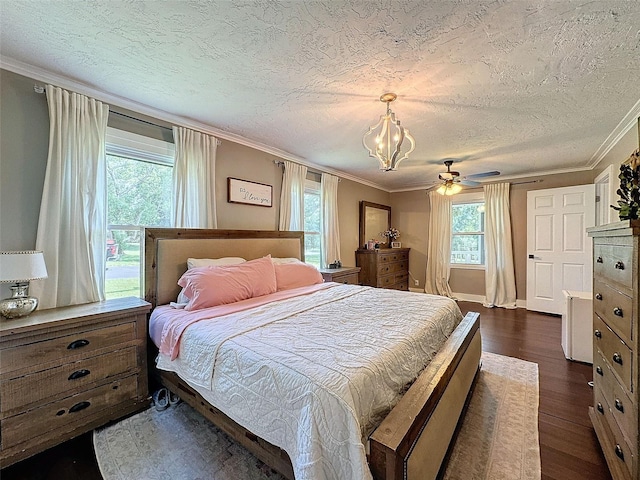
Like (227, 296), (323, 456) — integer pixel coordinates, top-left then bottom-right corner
(355, 248), (410, 291)
(318, 266), (361, 285)
(587, 220), (639, 480)
(0, 297), (151, 468)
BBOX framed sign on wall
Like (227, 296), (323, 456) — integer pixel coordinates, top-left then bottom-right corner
(227, 177), (273, 207)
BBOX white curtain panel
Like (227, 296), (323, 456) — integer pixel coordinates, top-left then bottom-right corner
(320, 173), (341, 267)
(172, 126), (217, 228)
(32, 85), (109, 309)
(278, 160), (307, 231)
(483, 183), (517, 308)
(425, 191), (454, 297)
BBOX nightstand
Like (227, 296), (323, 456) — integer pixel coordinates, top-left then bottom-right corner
(318, 266), (361, 285)
(0, 297), (151, 468)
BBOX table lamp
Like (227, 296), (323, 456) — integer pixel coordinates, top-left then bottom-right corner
(0, 251), (48, 319)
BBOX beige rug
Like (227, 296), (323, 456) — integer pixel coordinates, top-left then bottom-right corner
(94, 352), (540, 480)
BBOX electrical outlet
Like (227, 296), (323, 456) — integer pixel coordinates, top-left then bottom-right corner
(414, 279), (419, 286)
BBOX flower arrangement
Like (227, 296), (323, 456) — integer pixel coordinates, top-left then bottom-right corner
(382, 227), (400, 241)
(611, 153), (639, 220)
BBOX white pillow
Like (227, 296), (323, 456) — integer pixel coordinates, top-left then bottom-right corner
(271, 257), (301, 265)
(187, 257), (246, 269)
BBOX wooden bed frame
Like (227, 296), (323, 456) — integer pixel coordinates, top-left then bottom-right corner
(144, 228), (481, 480)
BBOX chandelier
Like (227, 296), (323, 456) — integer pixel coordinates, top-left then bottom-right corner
(362, 93), (415, 171)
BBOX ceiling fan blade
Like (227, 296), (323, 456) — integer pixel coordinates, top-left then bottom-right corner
(459, 179), (481, 187)
(465, 171), (500, 179)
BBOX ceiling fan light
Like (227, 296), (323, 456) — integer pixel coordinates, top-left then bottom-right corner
(363, 93), (415, 171)
(436, 182), (463, 195)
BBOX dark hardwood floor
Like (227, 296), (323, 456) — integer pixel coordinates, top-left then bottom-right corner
(2, 302), (611, 480)
(459, 301), (612, 480)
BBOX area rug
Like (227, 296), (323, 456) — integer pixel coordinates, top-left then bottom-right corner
(94, 352), (540, 480)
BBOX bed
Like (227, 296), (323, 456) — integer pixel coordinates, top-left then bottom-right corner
(144, 228), (481, 480)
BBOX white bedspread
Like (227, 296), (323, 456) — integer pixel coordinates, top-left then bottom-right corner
(154, 284), (462, 480)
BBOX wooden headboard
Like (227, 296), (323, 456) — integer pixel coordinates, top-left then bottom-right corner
(144, 228), (305, 308)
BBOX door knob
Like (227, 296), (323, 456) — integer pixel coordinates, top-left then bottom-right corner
(528, 254), (534, 259)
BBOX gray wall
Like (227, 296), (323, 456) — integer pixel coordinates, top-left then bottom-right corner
(0, 70), (49, 252)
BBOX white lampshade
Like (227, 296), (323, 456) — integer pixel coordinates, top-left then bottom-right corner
(0, 251), (48, 283)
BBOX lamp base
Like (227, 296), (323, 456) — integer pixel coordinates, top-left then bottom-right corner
(0, 283), (38, 319)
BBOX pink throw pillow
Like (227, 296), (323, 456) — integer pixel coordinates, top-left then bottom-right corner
(178, 256), (277, 311)
(275, 261), (323, 291)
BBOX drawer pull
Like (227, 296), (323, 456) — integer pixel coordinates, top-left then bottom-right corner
(67, 339), (90, 350)
(594, 329), (602, 339)
(596, 402), (604, 414)
(614, 399), (624, 413)
(613, 307), (623, 317)
(614, 261), (624, 270)
(614, 445), (624, 461)
(68, 369), (91, 380)
(596, 256), (603, 263)
(596, 366), (603, 376)
(69, 401), (91, 413)
(612, 352), (623, 365)
(595, 293), (602, 300)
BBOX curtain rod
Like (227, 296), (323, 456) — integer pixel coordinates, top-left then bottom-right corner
(34, 84), (220, 144)
(110, 110), (174, 132)
(34, 84), (172, 131)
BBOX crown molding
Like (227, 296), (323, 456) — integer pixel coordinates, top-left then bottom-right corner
(589, 98), (640, 168)
(0, 56), (388, 192)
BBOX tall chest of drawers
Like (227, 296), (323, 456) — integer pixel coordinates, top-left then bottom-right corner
(0, 297), (151, 468)
(356, 248), (410, 291)
(587, 220), (639, 480)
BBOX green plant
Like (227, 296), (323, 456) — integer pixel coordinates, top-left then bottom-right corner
(611, 161), (640, 220)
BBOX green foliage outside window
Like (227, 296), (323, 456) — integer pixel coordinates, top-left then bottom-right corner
(107, 155), (172, 228)
(304, 189), (321, 267)
(451, 203), (485, 265)
(106, 154), (173, 299)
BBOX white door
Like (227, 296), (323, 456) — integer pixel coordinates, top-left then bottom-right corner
(526, 185), (595, 314)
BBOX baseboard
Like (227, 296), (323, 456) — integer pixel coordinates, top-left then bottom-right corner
(453, 292), (527, 309)
(409, 287), (425, 293)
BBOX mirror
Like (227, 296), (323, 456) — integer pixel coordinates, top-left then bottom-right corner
(359, 201), (391, 248)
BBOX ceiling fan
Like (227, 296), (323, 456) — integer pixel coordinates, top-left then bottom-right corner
(434, 160), (500, 195)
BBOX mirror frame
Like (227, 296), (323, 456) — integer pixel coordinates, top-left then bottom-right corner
(359, 201), (391, 248)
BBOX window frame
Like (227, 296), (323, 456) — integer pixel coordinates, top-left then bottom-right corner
(450, 191), (485, 270)
(105, 128), (175, 299)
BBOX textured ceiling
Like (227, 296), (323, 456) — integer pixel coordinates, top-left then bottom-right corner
(1, 1), (639, 191)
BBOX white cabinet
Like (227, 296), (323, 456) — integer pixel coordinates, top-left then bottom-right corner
(561, 290), (593, 363)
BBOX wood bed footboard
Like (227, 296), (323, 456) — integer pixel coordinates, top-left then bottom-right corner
(369, 311), (481, 480)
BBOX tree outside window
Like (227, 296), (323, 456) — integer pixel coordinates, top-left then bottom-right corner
(105, 133), (174, 299)
(303, 180), (321, 267)
(451, 202), (485, 265)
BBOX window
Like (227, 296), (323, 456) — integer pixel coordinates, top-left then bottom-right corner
(303, 179), (321, 267)
(451, 193), (485, 267)
(105, 128), (174, 299)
